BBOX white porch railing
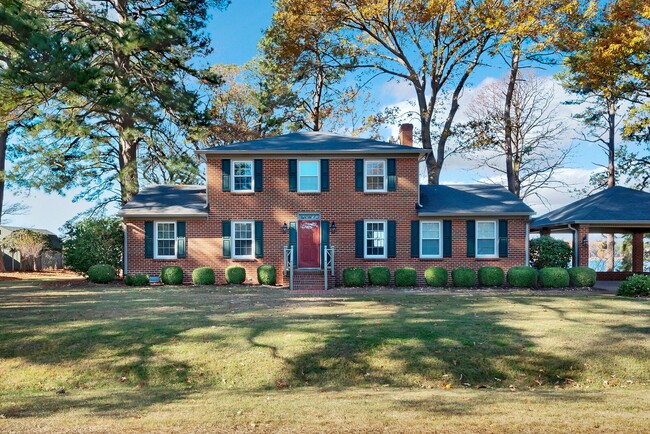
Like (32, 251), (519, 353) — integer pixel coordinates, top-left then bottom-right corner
(283, 245), (294, 290)
(324, 245), (334, 290)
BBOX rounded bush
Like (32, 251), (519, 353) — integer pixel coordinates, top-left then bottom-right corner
(452, 267), (476, 287)
(424, 267), (447, 287)
(160, 266), (184, 285)
(529, 236), (572, 269)
(124, 274), (149, 286)
(343, 267), (365, 287)
(257, 265), (277, 285)
(568, 267), (596, 288)
(87, 264), (115, 283)
(507, 266), (538, 288)
(538, 267), (570, 288)
(478, 267), (505, 287)
(368, 267), (390, 286)
(395, 268), (417, 287)
(225, 266), (246, 284)
(192, 267), (215, 285)
(617, 274), (650, 297)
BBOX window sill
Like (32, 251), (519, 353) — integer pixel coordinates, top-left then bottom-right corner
(230, 258), (258, 262)
(296, 192), (321, 195)
(419, 257), (444, 261)
(152, 258), (179, 261)
(230, 191), (255, 195)
(363, 258), (389, 261)
(475, 257), (500, 261)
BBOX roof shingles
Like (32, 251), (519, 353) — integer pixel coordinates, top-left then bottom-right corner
(118, 185), (208, 218)
(418, 184), (534, 216)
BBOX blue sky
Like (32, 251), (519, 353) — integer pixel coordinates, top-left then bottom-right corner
(8, 1), (602, 234)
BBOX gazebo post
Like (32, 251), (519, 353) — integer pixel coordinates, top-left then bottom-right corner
(577, 225), (590, 268)
(632, 232), (645, 273)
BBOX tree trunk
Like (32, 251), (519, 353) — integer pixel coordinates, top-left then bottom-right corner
(606, 99), (616, 271)
(0, 129), (8, 272)
(118, 122), (139, 206)
(504, 41), (521, 196)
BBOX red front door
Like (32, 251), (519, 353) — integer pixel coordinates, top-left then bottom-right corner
(298, 220), (321, 268)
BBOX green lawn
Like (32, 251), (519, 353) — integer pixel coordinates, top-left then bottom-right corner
(1, 278), (650, 433)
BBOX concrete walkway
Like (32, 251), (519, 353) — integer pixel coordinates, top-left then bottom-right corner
(593, 281), (622, 294)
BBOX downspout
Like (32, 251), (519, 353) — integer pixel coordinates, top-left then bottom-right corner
(525, 222), (530, 266)
(567, 224), (578, 267)
(123, 222), (128, 276)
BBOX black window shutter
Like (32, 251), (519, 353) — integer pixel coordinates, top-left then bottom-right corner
(411, 221), (419, 258)
(466, 220), (476, 258)
(355, 220), (364, 258)
(388, 220), (396, 258)
(387, 158), (397, 191)
(176, 221), (186, 258)
(443, 220), (452, 258)
(355, 159), (363, 191)
(321, 159), (330, 191)
(289, 221), (297, 268)
(288, 159), (297, 192)
(144, 221), (154, 258)
(499, 219), (508, 258)
(222, 159), (231, 192)
(255, 220), (264, 258)
(321, 221), (330, 268)
(254, 159), (263, 192)
(222, 220), (231, 258)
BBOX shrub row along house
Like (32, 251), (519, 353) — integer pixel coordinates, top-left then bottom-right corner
(119, 125), (534, 289)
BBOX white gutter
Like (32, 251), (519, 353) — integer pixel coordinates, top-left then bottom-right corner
(567, 224), (579, 267)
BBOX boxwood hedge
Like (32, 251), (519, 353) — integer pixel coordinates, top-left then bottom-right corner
(507, 266), (537, 288)
(368, 267), (391, 286)
(160, 266), (184, 285)
(424, 267), (447, 287)
(538, 267), (570, 288)
(257, 265), (277, 285)
(478, 266), (505, 287)
(395, 268), (417, 287)
(567, 267), (596, 287)
(192, 267), (215, 285)
(343, 267), (365, 287)
(87, 264), (115, 284)
(452, 267), (476, 287)
(225, 266), (246, 284)
(124, 273), (149, 286)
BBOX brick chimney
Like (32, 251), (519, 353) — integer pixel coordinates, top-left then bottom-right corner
(399, 123), (413, 146)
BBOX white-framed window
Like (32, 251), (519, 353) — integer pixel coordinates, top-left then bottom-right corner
(232, 160), (254, 192)
(233, 221), (254, 259)
(298, 160), (320, 192)
(154, 221), (177, 259)
(364, 159), (387, 192)
(365, 220), (387, 259)
(476, 221), (497, 258)
(420, 221), (442, 258)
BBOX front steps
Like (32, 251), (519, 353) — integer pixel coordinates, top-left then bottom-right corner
(289, 269), (334, 291)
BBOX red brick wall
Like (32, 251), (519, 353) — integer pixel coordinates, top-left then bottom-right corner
(124, 157), (530, 286)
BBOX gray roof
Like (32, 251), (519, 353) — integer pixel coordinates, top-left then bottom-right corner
(531, 186), (650, 229)
(418, 184), (534, 216)
(118, 185), (208, 218)
(197, 131), (428, 156)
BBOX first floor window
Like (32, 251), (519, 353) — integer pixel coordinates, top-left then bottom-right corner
(365, 160), (386, 192)
(155, 222), (176, 259)
(476, 221), (497, 257)
(421, 221), (441, 258)
(233, 221), (254, 259)
(365, 220), (387, 258)
(298, 160), (320, 192)
(233, 160), (253, 192)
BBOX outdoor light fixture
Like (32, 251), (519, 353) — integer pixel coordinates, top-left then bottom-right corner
(582, 236), (589, 247)
(282, 222), (288, 233)
(331, 222), (337, 233)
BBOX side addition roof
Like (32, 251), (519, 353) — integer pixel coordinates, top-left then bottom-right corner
(196, 131), (429, 157)
(418, 184), (534, 216)
(531, 186), (650, 229)
(118, 185), (208, 219)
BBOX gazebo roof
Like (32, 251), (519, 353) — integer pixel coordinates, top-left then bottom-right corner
(531, 186), (650, 231)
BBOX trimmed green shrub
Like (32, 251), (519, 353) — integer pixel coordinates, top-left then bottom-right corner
(617, 274), (650, 297)
(529, 236), (572, 269)
(257, 265), (277, 285)
(507, 266), (538, 288)
(568, 267), (596, 287)
(368, 267), (390, 286)
(225, 266), (246, 284)
(538, 267), (570, 288)
(478, 267), (505, 287)
(395, 268), (417, 287)
(124, 274), (149, 286)
(424, 267), (447, 287)
(87, 264), (115, 283)
(452, 267), (476, 287)
(192, 267), (215, 285)
(343, 267), (365, 287)
(160, 266), (184, 285)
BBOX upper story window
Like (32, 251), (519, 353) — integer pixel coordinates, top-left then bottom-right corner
(155, 222), (176, 259)
(364, 160), (387, 192)
(233, 221), (254, 259)
(420, 221), (442, 258)
(232, 160), (254, 192)
(365, 220), (387, 258)
(298, 160), (320, 192)
(476, 221), (497, 258)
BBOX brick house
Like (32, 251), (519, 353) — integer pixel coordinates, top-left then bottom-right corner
(119, 126), (534, 288)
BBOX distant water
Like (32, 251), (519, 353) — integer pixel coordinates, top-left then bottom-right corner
(588, 259), (650, 272)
